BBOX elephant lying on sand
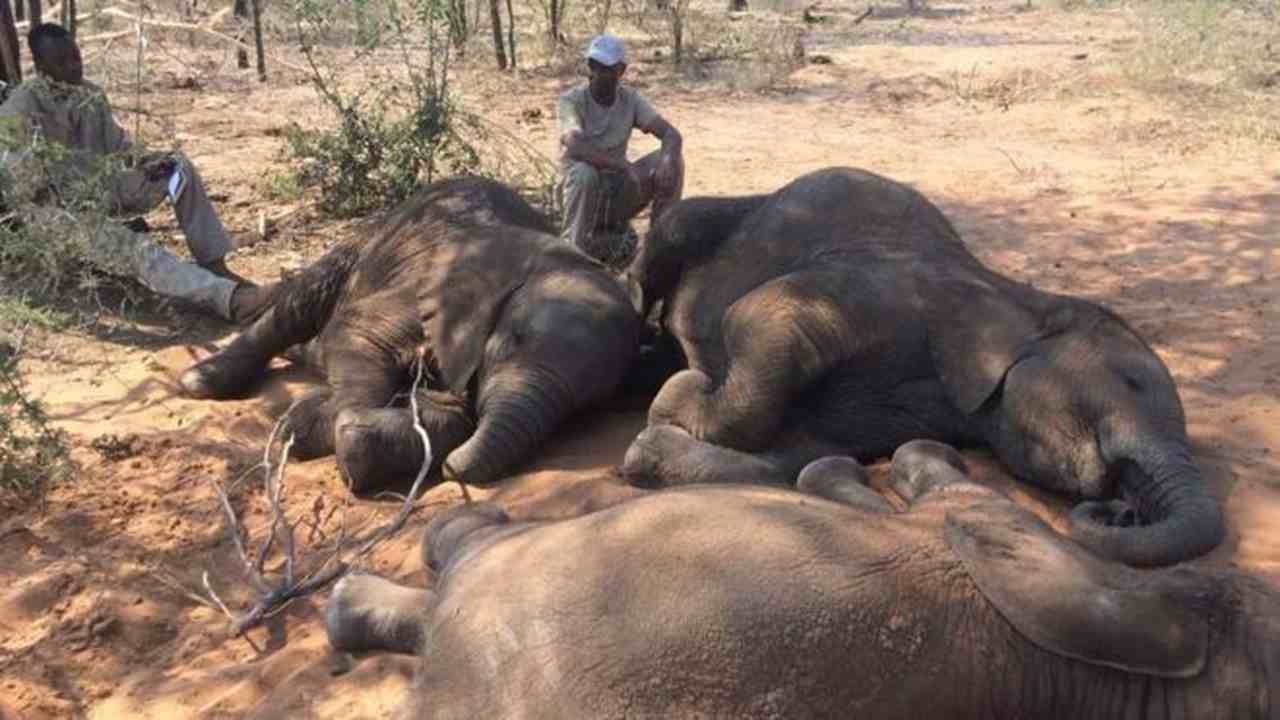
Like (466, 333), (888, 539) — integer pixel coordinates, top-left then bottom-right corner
(620, 166), (1223, 567)
(180, 177), (639, 492)
(326, 440), (1279, 719)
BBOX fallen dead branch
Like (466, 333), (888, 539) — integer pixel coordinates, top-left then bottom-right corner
(192, 352), (461, 641)
(95, 7), (309, 75)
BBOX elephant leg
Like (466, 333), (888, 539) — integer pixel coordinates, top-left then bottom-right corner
(285, 387), (339, 460)
(648, 271), (856, 450)
(889, 440), (997, 508)
(622, 423), (837, 488)
(180, 242), (361, 399)
(326, 573), (432, 655)
(420, 501), (511, 574)
(335, 390), (474, 495)
(796, 456), (895, 514)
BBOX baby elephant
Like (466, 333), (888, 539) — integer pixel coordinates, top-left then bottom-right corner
(327, 441), (1278, 719)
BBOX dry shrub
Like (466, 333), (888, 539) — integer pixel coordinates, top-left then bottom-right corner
(682, 9), (806, 93)
(0, 349), (74, 504)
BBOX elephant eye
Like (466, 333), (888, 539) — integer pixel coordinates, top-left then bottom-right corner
(1123, 375), (1144, 393)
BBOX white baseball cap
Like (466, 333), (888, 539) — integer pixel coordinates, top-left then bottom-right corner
(585, 34), (626, 66)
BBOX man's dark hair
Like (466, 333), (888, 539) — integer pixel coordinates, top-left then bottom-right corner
(28, 23), (71, 59)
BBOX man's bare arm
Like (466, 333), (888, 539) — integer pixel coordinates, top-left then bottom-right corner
(561, 129), (631, 173)
(642, 115), (683, 156)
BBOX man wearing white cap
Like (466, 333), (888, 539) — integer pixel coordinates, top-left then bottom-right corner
(558, 33), (684, 265)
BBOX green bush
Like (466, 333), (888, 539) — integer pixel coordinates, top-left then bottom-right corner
(283, 0), (484, 218)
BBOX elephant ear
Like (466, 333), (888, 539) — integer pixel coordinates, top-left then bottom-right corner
(927, 280), (1043, 414)
(422, 262), (525, 396)
(944, 500), (1209, 679)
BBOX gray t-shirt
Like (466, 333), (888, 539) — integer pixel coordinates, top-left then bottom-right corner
(557, 84), (658, 167)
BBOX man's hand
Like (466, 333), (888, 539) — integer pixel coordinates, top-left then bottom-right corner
(653, 151), (680, 194)
(141, 154), (177, 182)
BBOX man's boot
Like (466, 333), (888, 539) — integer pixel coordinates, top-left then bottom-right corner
(200, 257), (251, 286)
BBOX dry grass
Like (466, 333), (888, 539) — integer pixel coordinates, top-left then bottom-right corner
(1121, 0), (1280, 144)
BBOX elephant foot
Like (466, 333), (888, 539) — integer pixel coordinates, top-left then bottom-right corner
(797, 456), (894, 514)
(647, 369), (715, 437)
(284, 390), (336, 460)
(178, 349), (269, 400)
(334, 408), (429, 495)
(889, 440), (991, 506)
(326, 573), (431, 655)
(422, 502), (510, 573)
(622, 424), (788, 488)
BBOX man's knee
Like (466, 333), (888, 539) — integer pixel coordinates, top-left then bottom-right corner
(563, 161), (602, 192)
(168, 150), (195, 175)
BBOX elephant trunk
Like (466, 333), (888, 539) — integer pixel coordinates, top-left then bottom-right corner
(1070, 439), (1225, 567)
(443, 366), (573, 486)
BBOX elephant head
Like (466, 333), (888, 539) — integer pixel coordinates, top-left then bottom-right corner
(625, 193), (771, 319)
(929, 278), (1225, 567)
(440, 252), (641, 484)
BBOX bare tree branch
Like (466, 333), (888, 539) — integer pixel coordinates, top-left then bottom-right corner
(193, 355), (446, 639)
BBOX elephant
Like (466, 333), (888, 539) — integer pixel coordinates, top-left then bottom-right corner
(619, 166), (1223, 567)
(179, 176), (640, 492)
(324, 440), (1280, 719)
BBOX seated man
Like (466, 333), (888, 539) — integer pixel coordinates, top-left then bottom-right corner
(558, 34), (684, 266)
(0, 23), (272, 323)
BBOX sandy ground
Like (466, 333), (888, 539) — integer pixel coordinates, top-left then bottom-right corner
(1, 2), (1277, 717)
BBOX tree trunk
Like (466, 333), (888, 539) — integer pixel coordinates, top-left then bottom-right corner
(249, 0), (266, 81)
(0, 0), (20, 88)
(12, 0), (21, 24)
(65, 0), (75, 36)
(448, 0), (467, 55)
(489, 0), (506, 70)
(26, 0), (39, 27)
(505, 0), (515, 69)
(549, 0), (563, 42)
(233, 0), (249, 68)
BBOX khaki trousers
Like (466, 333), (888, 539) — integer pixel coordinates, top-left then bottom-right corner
(560, 148), (684, 264)
(22, 205), (238, 320)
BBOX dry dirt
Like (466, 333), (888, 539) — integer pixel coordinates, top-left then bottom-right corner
(2, 2), (1278, 718)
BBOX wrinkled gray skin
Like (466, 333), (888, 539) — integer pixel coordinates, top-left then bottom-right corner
(326, 440), (1279, 719)
(620, 166), (1223, 567)
(179, 177), (639, 493)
